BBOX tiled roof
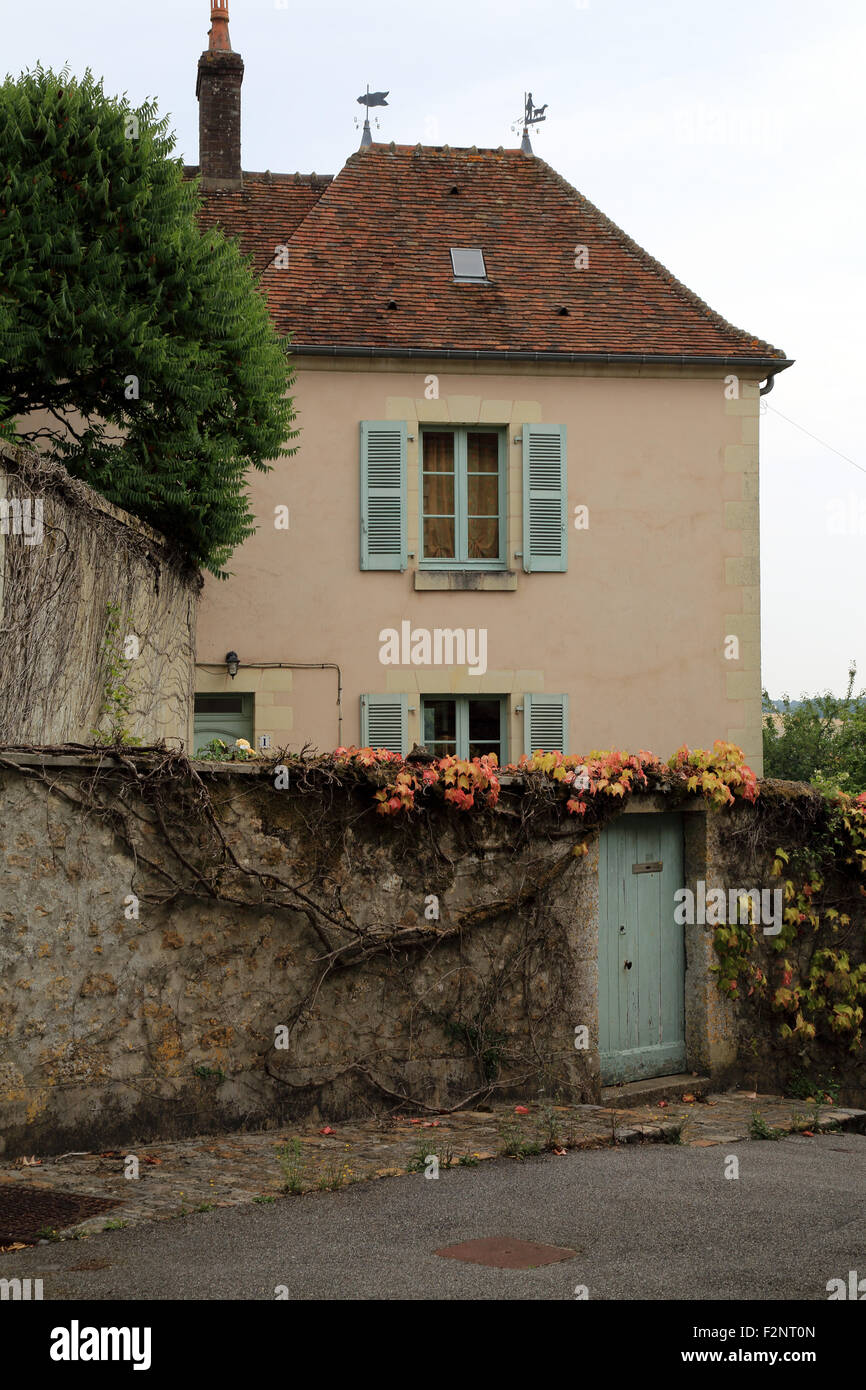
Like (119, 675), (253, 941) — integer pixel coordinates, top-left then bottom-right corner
(194, 145), (787, 361)
(186, 168), (332, 275)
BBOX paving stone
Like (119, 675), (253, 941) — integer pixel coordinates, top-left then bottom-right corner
(0, 1092), (860, 1242)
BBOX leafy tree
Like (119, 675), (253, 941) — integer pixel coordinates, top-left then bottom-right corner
(0, 66), (295, 576)
(763, 664), (866, 793)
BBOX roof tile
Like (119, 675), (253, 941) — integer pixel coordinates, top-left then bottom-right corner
(192, 145), (786, 360)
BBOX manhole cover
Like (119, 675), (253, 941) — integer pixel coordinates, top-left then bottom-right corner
(435, 1237), (576, 1269)
(0, 1185), (120, 1245)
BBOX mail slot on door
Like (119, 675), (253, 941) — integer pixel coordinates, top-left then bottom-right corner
(632, 861), (663, 874)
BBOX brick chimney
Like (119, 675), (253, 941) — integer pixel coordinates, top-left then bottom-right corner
(196, 0), (244, 191)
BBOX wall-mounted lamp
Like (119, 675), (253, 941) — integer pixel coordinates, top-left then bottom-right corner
(225, 651), (240, 679)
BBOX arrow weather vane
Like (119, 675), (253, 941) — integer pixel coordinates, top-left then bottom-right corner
(356, 85), (389, 147)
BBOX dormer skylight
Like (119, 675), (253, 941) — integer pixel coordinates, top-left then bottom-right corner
(450, 247), (488, 283)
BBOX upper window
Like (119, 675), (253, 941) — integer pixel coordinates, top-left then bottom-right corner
(450, 247), (488, 283)
(421, 426), (505, 567)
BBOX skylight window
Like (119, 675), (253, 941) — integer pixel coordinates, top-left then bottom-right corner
(450, 247), (488, 283)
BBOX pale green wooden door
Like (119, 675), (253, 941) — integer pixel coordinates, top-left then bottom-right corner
(599, 813), (685, 1083)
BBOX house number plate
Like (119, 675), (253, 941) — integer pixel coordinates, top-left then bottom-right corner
(632, 861), (663, 874)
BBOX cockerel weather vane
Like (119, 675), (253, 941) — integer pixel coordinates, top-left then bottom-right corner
(356, 85), (389, 147)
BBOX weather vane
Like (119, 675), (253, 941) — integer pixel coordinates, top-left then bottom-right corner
(355, 85), (389, 147)
(511, 92), (548, 154)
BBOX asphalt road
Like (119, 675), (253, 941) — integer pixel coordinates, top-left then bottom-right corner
(8, 1133), (865, 1301)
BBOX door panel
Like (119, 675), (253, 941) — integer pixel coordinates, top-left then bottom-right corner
(599, 813), (685, 1083)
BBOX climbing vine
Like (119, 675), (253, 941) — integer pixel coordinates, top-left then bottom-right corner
(325, 739), (758, 818)
(712, 789), (866, 1054)
(90, 602), (141, 746)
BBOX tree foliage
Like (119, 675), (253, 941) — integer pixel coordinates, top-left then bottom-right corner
(763, 665), (866, 793)
(0, 66), (295, 576)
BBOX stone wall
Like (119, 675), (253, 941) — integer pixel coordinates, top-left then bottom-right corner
(0, 755), (598, 1158)
(699, 781), (866, 1105)
(0, 442), (200, 747)
(0, 757), (862, 1158)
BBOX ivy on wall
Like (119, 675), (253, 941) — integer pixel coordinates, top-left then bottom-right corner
(713, 788), (866, 1054)
(322, 739), (758, 818)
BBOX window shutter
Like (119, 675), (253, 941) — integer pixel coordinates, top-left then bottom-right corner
(360, 694), (408, 756)
(360, 421), (407, 570)
(524, 693), (569, 755)
(522, 424), (567, 572)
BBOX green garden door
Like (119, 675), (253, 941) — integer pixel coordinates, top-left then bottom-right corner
(598, 812), (686, 1083)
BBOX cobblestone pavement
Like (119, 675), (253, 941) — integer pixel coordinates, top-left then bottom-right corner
(2, 1090), (863, 1247)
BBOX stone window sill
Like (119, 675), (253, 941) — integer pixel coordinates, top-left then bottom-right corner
(414, 570), (517, 591)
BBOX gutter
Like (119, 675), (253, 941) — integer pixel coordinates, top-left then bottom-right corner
(290, 345), (794, 374)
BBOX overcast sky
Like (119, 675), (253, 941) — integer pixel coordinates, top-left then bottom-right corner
(7, 0), (865, 699)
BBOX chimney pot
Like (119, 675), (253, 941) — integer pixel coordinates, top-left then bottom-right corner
(208, 0), (232, 52)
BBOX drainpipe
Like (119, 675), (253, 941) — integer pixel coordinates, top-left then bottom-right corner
(195, 660), (343, 747)
(759, 376), (775, 396)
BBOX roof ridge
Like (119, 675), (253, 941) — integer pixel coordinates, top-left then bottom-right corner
(361, 142), (522, 156)
(184, 165), (334, 184)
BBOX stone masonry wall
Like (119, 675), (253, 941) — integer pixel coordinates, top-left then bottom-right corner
(0, 442), (200, 748)
(0, 758), (862, 1159)
(0, 756), (598, 1158)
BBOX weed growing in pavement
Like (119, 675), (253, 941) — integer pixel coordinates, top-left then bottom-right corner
(749, 1111), (782, 1141)
(276, 1138), (306, 1194)
(316, 1158), (353, 1191)
(534, 1094), (564, 1151)
(407, 1139), (454, 1173)
(498, 1119), (542, 1159)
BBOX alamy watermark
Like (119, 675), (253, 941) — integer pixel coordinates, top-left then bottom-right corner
(0, 496), (43, 545)
(379, 623), (488, 677)
(1, 1277), (43, 1300)
(674, 881), (782, 935)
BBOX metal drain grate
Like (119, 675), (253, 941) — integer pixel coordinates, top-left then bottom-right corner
(435, 1236), (576, 1269)
(0, 1184), (120, 1245)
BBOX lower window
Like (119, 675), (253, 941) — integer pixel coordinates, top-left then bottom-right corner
(421, 696), (505, 762)
(193, 692), (254, 753)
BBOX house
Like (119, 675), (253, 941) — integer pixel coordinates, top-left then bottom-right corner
(190, 1), (792, 774)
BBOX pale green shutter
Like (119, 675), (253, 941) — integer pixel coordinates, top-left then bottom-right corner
(360, 421), (407, 570)
(524, 693), (569, 755)
(522, 424), (567, 572)
(360, 693), (408, 755)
